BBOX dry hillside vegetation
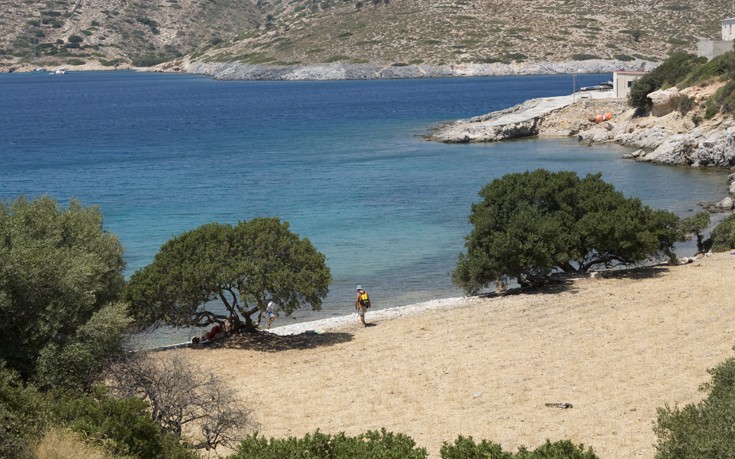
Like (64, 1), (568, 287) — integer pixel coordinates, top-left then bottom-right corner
(0, 0), (729, 71)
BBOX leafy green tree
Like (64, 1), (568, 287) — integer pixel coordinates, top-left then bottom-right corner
(125, 217), (331, 330)
(453, 170), (679, 293)
(654, 347), (735, 458)
(0, 196), (127, 385)
(35, 301), (131, 391)
(711, 213), (735, 252)
(678, 211), (711, 254)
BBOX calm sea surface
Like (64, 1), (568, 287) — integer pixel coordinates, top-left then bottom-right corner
(0, 71), (727, 343)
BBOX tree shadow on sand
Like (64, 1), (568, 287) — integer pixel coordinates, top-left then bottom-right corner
(479, 264), (670, 298)
(201, 329), (354, 352)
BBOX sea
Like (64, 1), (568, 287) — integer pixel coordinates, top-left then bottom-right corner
(0, 70), (728, 345)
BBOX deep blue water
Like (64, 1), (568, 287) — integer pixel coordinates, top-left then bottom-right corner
(0, 71), (728, 340)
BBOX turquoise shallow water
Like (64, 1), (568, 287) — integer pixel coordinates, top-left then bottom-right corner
(0, 71), (728, 343)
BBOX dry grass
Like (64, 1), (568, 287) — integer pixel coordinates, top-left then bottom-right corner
(31, 428), (125, 459)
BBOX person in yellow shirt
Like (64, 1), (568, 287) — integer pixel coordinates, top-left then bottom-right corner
(355, 285), (371, 327)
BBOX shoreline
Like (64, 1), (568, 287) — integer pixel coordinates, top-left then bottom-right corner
(4, 58), (653, 81)
(267, 295), (478, 336)
(172, 252), (735, 458)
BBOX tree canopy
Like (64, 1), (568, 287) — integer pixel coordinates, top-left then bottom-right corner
(0, 196), (128, 387)
(125, 217), (332, 330)
(453, 170), (680, 293)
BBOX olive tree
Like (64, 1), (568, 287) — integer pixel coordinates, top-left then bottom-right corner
(0, 196), (128, 387)
(453, 170), (680, 293)
(125, 217), (331, 331)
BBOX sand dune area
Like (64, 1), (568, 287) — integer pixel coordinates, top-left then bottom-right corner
(168, 252), (735, 458)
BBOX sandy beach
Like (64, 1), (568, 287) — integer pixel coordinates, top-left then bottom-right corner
(167, 252), (735, 458)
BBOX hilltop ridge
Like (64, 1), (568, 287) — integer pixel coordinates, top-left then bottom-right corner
(0, 0), (730, 77)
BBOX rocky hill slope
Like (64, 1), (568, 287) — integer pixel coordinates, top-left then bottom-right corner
(0, 0), (730, 75)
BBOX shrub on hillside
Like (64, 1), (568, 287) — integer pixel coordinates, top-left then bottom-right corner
(711, 213), (735, 252)
(440, 436), (599, 458)
(628, 52), (704, 113)
(654, 347), (735, 458)
(230, 429), (428, 458)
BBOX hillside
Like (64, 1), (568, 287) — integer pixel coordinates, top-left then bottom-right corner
(0, 0), (730, 73)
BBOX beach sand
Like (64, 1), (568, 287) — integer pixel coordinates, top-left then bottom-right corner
(166, 252), (735, 458)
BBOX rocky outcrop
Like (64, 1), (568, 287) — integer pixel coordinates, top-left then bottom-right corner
(428, 81), (735, 177)
(182, 59), (654, 81)
(648, 87), (682, 117)
(425, 96), (574, 142)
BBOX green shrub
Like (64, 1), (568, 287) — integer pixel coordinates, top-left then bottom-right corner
(440, 436), (598, 458)
(614, 54), (635, 61)
(711, 214), (735, 252)
(628, 52), (701, 112)
(0, 363), (46, 459)
(572, 53), (600, 61)
(440, 436), (512, 458)
(679, 51), (735, 88)
(231, 429), (428, 458)
(50, 387), (196, 459)
(704, 98), (718, 119)
(654, 348), (735, 458)
(677, 95), (694, 114)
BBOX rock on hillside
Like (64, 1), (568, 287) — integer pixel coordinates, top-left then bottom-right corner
(571, 83), (735, 169)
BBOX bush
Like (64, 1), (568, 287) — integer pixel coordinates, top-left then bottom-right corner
(50, 387), (196, 459)
(453, 170), (680, 292)
(0, 363), (46, 459)
(440, 436), (599, 458)
(0, 196), (126, 386)
(711, 213), (735, 252)
(628, 52), (702, 112)
(677, 95), (694, 114)
(654, 348), (735, 458)
(231, 429), (428, 458)
(572, 54), (600, 61)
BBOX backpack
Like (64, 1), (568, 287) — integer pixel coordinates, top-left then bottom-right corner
(358, 292), (370, 308)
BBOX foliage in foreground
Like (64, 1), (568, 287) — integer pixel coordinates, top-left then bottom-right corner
(0, 196), (129, 389)
(230, 431), (601, 459)
(711, 213), (735, 252)
(654, 347), (735, 458)
(0, 363), (45, 459)
(230, 429), (428, 459)
(107, 353), (256, 451)
(49, 387), (196, 459)
(125, 217), (332, 330)
(453, 170), (679, 292)
(441, 436), (599, 458)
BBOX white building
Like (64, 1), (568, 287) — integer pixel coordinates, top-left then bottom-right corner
(698, 18), (735, 60)
(613, 71), (647, 99)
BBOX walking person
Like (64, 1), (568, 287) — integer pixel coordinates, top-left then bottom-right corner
(355, 285), (371, 327)
(266, 301), (278, 329)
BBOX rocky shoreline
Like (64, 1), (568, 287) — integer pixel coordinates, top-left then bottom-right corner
(426, 83), (735, 209)
(179, 58), (653, 81)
